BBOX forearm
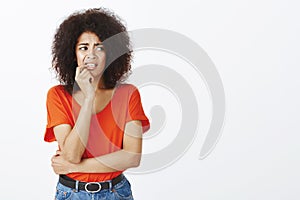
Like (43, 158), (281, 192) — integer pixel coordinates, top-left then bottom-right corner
(61, 97), (94, 163)
(72, 150), (141, 173)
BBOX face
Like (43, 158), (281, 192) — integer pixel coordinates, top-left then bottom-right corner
(75, 31), (106, 78)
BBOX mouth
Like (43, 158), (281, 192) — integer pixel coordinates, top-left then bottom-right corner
(84, 63), (98, 70)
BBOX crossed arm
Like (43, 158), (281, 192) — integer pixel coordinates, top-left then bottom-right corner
(51, 119), (143, 174)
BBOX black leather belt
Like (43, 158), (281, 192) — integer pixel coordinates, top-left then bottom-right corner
(59, 174), (124, 193)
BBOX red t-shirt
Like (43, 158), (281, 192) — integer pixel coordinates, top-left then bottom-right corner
(44, 83), (150, 182)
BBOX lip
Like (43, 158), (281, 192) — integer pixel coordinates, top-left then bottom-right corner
(84, 63), (98, 70)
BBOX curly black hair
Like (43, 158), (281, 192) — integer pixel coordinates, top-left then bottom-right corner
(51, 7), (132, 94)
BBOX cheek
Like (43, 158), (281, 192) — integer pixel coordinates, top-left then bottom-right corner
(99, 52), (106, 62)
(76, 53), (85, 65)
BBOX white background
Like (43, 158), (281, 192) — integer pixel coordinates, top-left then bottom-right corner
(0, 0), (299, 199)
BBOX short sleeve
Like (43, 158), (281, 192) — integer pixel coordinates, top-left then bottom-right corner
(126, 86), (150, 133)
(44, 86), (72, 142)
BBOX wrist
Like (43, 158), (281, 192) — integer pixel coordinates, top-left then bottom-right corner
(84, 95), (95, 103)
(69, 162), (80, 173)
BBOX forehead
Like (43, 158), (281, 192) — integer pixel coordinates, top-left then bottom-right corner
(77, 32), (102, 44)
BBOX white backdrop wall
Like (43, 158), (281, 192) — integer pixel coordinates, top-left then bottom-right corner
(0, 0), (299, 199)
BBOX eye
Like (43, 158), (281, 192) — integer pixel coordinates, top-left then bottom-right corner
(78, 46), (88, 51)
(95, 46), (104, 51)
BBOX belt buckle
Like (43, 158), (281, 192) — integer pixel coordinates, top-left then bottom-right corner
(85, 182), (101, 193)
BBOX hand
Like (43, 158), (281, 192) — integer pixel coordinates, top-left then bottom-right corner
(51, 150), (76, 175)
(75, 66), (96, 99)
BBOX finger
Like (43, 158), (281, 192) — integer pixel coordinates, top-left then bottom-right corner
(75, 67), (81, 79)
(79, 67), (86, 74)
(53, 168), (58, 174)
(51, 156), (57, 163)
(78, 71), (93, 84)
(56, 150), (61, 155)
(77, 68), (92, 80)
(80, 70), (91, 78)
(75, 66), (86, 77)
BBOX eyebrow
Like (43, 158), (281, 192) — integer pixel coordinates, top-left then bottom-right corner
(78, 43), (103, 46)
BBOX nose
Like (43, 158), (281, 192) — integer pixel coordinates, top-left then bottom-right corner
(86, 53), (96, 60)
(84, 51), (97, 63)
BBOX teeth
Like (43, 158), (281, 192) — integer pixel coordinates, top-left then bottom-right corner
(85, 63), (96, 68)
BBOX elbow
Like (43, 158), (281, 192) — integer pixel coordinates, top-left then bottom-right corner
(68, 157), (81, 164)
(130, 154), (141, 168)
(62, 152), (82, 164)
(60, 145), (82, 164)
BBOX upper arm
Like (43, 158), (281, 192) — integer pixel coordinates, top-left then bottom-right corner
(53, 124), (72, 149)
(123, 120), (143, 153)
(126, 85), (150, 133)
(44, 86), (73, 142)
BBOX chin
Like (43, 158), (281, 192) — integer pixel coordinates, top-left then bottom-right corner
(91, 70), (104, 78)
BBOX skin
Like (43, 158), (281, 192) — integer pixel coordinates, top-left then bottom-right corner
(51, 31), (143, 174)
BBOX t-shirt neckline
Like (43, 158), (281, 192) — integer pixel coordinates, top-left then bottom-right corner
(67, 85), (119, 115)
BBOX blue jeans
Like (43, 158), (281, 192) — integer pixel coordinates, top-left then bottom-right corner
(55, 175), (134, 200)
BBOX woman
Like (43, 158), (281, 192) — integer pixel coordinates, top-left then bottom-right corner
(44, 8), (150, 200)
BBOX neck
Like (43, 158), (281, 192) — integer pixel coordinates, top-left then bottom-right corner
(92, 76), (106, 90)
